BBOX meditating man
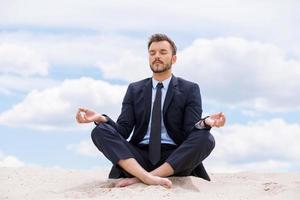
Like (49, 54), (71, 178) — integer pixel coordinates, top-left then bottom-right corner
(76, 33), (226, 188)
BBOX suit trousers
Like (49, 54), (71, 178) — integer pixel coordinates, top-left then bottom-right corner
(91, 123), (215, 179)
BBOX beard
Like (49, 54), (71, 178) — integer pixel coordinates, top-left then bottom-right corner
(150, 60), (172, 73)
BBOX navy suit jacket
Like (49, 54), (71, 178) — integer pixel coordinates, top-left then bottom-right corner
(105, 75), (211, 180)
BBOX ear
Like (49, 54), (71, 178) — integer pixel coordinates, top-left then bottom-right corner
(172, 55), (177, 64)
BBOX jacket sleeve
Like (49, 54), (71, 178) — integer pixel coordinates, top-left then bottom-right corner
(102, 84), (135, 139)
(183, 84), (205, 134)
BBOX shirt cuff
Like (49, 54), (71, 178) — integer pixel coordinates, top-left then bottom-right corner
(195, 116), (211, 130)
(195, 120), (205, 129)
(94, 114), (108, 126)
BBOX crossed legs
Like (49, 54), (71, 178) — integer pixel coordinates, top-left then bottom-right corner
(115, 158), (173, 187)
(91, 123), (215, 188)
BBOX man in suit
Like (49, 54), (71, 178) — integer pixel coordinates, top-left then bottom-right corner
(76, 33), (226, 188)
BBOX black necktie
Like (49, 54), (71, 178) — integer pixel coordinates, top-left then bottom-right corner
(149, 82), (163, 165)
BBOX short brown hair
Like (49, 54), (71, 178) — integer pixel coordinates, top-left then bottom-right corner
(147, 33), (177, 55)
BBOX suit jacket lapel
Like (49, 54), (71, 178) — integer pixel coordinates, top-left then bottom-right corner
(143, 79), (152, 127)
(163, 75), (177, 116)
(130, 78), (152, 144)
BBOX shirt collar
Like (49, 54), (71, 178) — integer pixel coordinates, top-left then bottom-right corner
(152, 75), (172, 89)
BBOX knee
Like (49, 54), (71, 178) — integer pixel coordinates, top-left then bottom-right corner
(193, 130), (215, 152)
(206, 133), (215, 152)
(91, 123), (111, 142)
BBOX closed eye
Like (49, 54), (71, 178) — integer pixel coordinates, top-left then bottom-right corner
(160, 50), (168, 54)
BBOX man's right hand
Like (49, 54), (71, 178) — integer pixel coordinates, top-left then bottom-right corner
(76, 107), (107, 124)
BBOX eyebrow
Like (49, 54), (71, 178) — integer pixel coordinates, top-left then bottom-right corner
(149, 49), (168, 52)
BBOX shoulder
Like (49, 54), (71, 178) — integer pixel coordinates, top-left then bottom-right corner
(173, 76), (201, 100)
(127, 77), (151, 90)
(174, 76), (199, 89)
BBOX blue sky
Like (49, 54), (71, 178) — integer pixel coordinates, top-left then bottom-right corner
(0, 0), (299, 172)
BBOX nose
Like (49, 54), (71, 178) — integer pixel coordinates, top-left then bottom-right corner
(153, 52), (162, 60)
(153, 51), (159, 57)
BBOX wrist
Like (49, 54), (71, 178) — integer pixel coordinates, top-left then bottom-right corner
(95, 115), (107, 124)
(203, 116), (211, 127)
(101, 115), (108, 123)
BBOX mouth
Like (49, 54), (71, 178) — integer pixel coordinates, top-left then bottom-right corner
(153, 61), (163, 64)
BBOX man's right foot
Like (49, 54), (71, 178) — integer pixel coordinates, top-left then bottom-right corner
(143, 174), (172, 188)
(115, 175), (172, 188)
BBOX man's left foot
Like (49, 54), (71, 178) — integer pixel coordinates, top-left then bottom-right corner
(115, 177), (141, 187)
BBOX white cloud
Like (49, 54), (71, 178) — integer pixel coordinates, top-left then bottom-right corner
(0, 77), (126, 130)
(2, 32), (298, 113)
(0, 38), (57, 95)
(50, 35), (300, 112)
(66, 140), (101, 157)
(0, 32), (146, 68)
(206, 118), (300, 172)
(0, 0), (297, 35)
(0, 43), (49, 76)
(96, 50), (148, 81)
(0, 150), (25, 167)
(174, 37), (300, 112)
(0, 32), (148, 95)
(0, 75), (58, 95)
(0, 0), (298, 55)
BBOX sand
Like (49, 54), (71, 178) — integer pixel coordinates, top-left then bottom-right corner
(1, 167), (299, 200)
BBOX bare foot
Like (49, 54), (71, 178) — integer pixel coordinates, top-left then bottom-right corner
(143, 175), (172, 188)
(115, 177), (141, 187)
(114, 175), (172, 188)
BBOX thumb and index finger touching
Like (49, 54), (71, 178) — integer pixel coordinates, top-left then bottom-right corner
(78, 107), (88, 113)
(76, 107), (90, 123)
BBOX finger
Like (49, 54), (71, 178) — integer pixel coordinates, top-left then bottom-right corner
(77, 115), (84, 123)
(206, 118), (215, 126)
(219, 121), (224, 126)
(215, 120), (221, 127)
(212, 119), (217, 127)
(219, 117), (226, 126)
(217, 112), (224, 118)
(222, 115), (226, 125)
(222, 117), (226, 125)
(79, 107), (88, 112)
(83, 114), (93, 123)
(211, 113), (218, 118)
(77, 112), (86, 123)
(219, 120), (224, 126)
(76, 110), (82, 123)
(214, 112), (222, 119)
(219, 112), (225, 118)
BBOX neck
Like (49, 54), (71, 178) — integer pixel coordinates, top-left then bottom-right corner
(152, 70), (172, 82)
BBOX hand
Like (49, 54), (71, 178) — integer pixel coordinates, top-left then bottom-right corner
(204, 112), (226, 128)
(76, 107), (107, 124)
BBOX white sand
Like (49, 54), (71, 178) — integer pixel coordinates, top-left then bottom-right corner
(1, 167), (299, 200)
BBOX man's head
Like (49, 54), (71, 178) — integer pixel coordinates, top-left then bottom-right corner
(148, 33), (177, 74)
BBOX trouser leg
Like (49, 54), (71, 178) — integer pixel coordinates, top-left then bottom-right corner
(166, 129), (215, 175)
(91, 123), (149, 178)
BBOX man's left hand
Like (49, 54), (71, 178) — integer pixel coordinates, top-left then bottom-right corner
(204, 112), (226, 128)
